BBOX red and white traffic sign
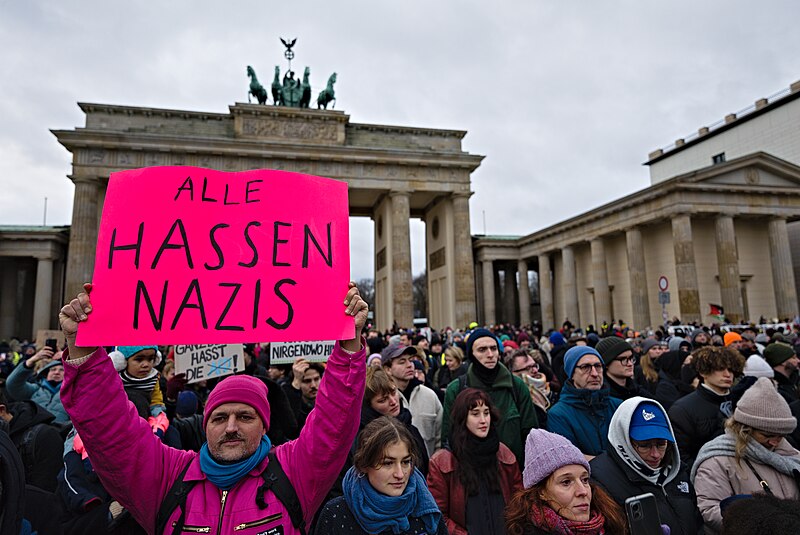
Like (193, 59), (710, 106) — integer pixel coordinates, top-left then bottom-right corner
(658, 276), (669, 292)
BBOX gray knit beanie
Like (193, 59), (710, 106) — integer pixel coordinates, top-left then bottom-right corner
(522, 429), (590, 488)
(734, 377), (796, 434)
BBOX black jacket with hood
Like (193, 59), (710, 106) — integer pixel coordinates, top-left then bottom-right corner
(590, 397), (703, 535)
(6, 400), (64, 492)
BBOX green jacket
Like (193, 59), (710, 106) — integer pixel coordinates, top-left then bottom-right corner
(441, 363), (538, 465)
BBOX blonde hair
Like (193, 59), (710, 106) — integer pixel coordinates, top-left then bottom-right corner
(725, 417), (754, 467)
(444, 345), (464, 364)
(640, 353), (658, 383)
(364, 366), (398, 408)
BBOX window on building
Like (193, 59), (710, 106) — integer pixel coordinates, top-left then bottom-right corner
(712, 152), (726, 165)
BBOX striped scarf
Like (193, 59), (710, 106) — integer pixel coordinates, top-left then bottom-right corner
(119, 368), (158, 393)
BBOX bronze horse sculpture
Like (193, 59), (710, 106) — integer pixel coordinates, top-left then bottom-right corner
(317, 72), (337, 110)
(300, 67), (311, 108)
(246, 66), (268, 105)
(272, 66), (282, 106)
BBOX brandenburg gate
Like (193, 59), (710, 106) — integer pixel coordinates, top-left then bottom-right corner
(53, 103), (483, 331)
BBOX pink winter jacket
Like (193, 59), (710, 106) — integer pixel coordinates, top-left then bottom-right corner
(61, 341), (366, 535)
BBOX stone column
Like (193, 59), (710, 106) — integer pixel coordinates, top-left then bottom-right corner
(671, 215), (701, 323)
(503, 265), (517, 324)
(0, 262), (17, 338)
(626, 228), (650, 329)
(32, 256), (54, 334)
(715, 214), (744, 323)
(561, 246), (580, 327)
(482, 260), (496, 325)
(768, 217), (799, 320)
(538, 253), (555, 330)
(590, 238), (611, 326)
(451, 193), (477, 328)
(390, 191), (413, 328)
(518, 259), (531, 326)
(65, 179), (100, 299)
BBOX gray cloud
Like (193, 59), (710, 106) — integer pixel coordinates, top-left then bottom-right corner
(1, 1), (798, 281)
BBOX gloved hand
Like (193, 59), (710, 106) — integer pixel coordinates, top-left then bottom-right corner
(165, 373), (187, 401)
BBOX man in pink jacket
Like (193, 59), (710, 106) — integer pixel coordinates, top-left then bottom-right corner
(58, 282), (368, 535)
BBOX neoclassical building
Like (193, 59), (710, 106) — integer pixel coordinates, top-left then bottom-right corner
(474, 79), (800, 330)
(0, 102), (484, 341)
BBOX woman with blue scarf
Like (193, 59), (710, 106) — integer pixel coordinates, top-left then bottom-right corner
(315, 416), (446, 534)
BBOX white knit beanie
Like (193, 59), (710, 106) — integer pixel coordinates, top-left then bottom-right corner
(734, 377), (796, 434)
(743, 355), (774, 378)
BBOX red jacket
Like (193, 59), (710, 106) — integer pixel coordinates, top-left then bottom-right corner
(426, 443), (523, 535)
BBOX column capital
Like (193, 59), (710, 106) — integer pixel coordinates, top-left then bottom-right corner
(388, 189), (411, 198)
(451, 190), (473, 200)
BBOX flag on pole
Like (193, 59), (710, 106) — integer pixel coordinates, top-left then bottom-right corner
(708, 303), (725, 322)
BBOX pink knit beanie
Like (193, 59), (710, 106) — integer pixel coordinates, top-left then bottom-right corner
(734, 377), (796, 435)
(523, 429), (590, 488)
(202, 375), (271, 431)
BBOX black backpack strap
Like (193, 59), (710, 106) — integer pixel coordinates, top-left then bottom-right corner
(258, 451), (306, 535)
(18, 424), (46, 478)
(458, 373), (467, 392)
(155, 460), (196, 535)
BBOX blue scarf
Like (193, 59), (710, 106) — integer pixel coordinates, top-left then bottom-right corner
(40, 379), (61, 395)
(343, 466), (441, 535)
(199, 434), (271, 490)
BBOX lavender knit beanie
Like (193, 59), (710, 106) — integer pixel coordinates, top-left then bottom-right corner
(522, 429), (590, 488)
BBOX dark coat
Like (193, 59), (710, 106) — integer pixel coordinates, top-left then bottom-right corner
(668, 386), (732, 469)
(605, 376), (652, 401)
(590, 449), (703, 535)
(313, 495), (448, 535)
(774, 370), (800, 405)
(7, 400), (64, 492)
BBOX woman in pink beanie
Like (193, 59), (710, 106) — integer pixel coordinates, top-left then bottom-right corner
(506, 429), (626, 534)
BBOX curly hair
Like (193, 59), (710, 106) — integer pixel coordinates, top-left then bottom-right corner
(450, 388), (502, 495)
(505, 482), (627, 535)
(692, 345), (745, 376)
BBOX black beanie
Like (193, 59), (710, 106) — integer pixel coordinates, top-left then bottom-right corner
(466, 328), (498, 360)
(595, 336), (633, 366)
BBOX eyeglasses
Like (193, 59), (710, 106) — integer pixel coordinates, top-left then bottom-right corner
(632, 440), (669, 454)
(615, 357), (634, 365)
(574, 363), (603, 373)
(513, 363), (539, 374)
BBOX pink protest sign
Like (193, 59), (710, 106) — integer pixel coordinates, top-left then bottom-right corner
(77, 166), (353, 346)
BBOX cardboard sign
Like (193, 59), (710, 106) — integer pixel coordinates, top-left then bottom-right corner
(77, 167), (352, 345)
(174, 344), (244, 384)
(269, 340), (336, 364)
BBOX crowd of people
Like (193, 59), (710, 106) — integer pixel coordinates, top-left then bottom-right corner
(2, 286), (800, 534)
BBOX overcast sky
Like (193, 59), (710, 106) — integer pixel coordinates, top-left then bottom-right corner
(2, 1), (799, 281)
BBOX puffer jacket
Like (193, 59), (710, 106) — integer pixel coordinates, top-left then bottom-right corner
(546, 383), (622, 456)
(426, 443), (522, 535)
(692, 434), (800, 532)
(6, 361), (70, 423)
(61, 341), (366, 535)
(668, 386), (732, 469)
